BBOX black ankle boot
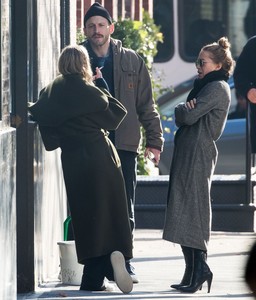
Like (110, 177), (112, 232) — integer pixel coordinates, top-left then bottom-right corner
(179, 249), (213, 293)
(171, 245), (194, 289)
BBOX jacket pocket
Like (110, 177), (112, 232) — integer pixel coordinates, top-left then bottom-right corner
(121, 63), (138, 92)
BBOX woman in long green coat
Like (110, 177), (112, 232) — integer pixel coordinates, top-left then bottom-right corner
(163, 37), (235, 294)
(28, 45), (133, 294)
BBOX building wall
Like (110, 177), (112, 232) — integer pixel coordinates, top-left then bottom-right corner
(33, 0), (77, 286)
(33, 0), (67, 286)
(0, 130), (16, 300)
(0, 0), (17, 299)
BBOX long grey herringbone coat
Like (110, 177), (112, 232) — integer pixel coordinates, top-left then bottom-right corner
(163, 80), (231, 251)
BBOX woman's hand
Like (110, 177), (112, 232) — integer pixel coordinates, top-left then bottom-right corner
(93, 67), (103, 81)
(185, 98), (196, 109)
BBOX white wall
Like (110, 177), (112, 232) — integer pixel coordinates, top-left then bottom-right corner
(34, 0), (69, 286)
(0, 0), (17, 299)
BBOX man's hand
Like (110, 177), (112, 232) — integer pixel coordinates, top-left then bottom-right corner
(144, 148), (161, 165)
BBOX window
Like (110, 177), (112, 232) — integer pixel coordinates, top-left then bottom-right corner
(153, 0), (174, 63)
(178, 0), (256, 62)
(178, 0), (227, 61)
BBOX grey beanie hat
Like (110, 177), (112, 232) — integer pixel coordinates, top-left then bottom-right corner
(84, 2), (112, 26)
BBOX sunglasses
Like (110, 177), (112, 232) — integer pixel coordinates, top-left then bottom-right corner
(195, 58), (212, 67)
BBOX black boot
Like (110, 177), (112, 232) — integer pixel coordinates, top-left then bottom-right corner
(171, 245), (194, 289)
(179, 248), (213, 293)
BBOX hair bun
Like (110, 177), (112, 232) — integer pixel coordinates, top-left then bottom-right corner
(218, 37), (230, 50)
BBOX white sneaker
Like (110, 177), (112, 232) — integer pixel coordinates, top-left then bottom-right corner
(110, 251), (133, 294)
(131, 274), (139, 284)
(126, 262), (139, 283)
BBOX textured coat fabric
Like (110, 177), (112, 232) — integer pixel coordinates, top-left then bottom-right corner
(82, 38), (164, 153)
(28, 74), (133, 263)
(163, 80), (231, 251)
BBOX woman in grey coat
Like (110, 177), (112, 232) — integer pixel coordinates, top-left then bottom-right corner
(163, 37), (235, 293)
(28, 45), (133, 294)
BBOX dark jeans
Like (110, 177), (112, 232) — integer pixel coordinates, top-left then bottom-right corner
(117, 150), (137, 232)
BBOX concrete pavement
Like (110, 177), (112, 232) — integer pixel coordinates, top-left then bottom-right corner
(18, 229), (256, 299)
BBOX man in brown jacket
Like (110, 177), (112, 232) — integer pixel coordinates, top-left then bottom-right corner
(81, 2), (164, 282)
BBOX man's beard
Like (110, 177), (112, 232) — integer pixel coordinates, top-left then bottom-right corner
(90, 34), (109, 47)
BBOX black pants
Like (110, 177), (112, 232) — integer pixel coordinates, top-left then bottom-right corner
(117, 150), (137, 232)
(80, 254), (114, 290)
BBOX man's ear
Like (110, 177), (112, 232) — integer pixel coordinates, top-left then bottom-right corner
(83, 27), (87, 36)
(109, 23), (115, 35)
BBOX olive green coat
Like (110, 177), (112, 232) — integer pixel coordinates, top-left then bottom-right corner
(28, 74), (133, 263)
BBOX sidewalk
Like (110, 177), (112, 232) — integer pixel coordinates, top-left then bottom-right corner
(18, 229), (256, 300)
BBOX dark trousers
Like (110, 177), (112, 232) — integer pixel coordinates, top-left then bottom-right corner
(117, 150), (137, 232)
(80, 254), (114, 290)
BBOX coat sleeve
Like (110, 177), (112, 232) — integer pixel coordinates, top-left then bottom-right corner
(95, 77), (109, 90)
(175, 81), (230, 126)
(37, 125), (60, 151)
(87, 92), (127, 130)
(233, 37), (256, 98)
(135, 55), (164, 151)
(28, 78), (109, 127)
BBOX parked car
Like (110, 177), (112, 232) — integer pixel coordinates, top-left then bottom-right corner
(157, 76), (246, 175)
